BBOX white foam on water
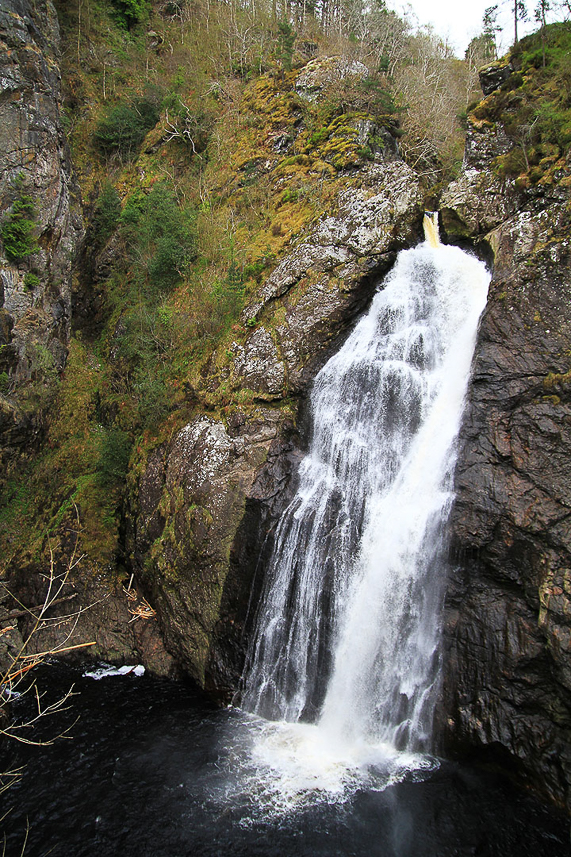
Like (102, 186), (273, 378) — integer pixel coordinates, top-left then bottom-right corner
(238, 229), (489, 805)
(84, 664), (145, 680)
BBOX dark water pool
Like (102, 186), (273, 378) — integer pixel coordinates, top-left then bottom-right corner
(1, 664), (568, 857)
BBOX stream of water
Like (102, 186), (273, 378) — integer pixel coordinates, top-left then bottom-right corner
(240, 220), (489, 797)
(2, 230), (569, 854)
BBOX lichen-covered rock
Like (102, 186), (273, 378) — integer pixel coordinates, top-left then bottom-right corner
(231, 328), (285, 397)
(440, 167), (519, 239)
(230, 162), (422, 396)
(295, 56), (368, 101)
(127, 409), (301, 690)
(478, 60), (513, 96)
(246, 161), (421, 323)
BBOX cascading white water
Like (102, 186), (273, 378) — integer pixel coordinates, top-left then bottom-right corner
(241, 222), (489, 792)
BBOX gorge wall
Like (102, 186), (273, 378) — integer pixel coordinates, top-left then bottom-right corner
(2, 1), (571, 816)
(439, 61), (571, 811)
(127, 159), (423, 694)
(0, 0), (82, 470)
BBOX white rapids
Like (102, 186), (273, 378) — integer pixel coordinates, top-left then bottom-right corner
(239, 221), (489, 801)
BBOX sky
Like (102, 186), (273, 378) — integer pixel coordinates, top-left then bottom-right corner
(389, 0), (539, 56)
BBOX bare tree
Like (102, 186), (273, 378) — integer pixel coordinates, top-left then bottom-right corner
(1, 534), (96, 749)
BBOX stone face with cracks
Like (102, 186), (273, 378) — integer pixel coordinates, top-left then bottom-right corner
(438, 106), (571, 812)
(0, 0), (83, 471)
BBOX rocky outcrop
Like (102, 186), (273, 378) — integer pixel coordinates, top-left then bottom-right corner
(0, 0), (82, 470)
(128, 160), (423, 693)
(295, 56), (368, 102)
(438, 72), (571, 812)
(478, 60), (513, 96)
(2, 570), (177, 678)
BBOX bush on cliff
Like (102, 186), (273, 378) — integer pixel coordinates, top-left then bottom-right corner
(92, 182), (122, 246)
(0, 175), (39, 264)
(119, 182), (197, 296)
(109, 0), (150, 29)
(93, 96), (160, 161)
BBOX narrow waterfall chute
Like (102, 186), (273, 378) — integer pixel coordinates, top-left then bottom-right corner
(423, 211), (440, 248)
(240, 222), (489, 796)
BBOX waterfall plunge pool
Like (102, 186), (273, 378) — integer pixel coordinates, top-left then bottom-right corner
(3, 233), (569, 855)
(1, 664), (568, 857)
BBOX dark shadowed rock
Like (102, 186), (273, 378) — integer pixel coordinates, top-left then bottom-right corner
(0, 0), (83, 469)
(479, 61), (513, 96)
(437, 90), (571, 813)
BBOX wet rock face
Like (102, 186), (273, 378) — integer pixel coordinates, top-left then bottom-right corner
(129, 160), (423, 692)
(128, 410), (304, 693)
(439, 103), (571, 810)
(0, 0), (82, 459)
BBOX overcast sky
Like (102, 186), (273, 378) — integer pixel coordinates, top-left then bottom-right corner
(389, 0), (539, 56)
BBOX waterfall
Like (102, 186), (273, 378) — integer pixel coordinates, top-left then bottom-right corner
(241, 221), (489, 777)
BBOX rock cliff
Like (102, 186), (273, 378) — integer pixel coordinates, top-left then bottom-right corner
(128, 159), (423, 693)
(439, 59), (571, 812)
(0, 3), (424, 689)
(0, 0), (82, 473)
(3, 0), (571, 818)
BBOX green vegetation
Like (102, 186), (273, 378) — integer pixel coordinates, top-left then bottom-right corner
(93, 95), (160, 160)
(119, 182), (196, 295)
(0, 175), (38, 264)
(5, 0), (568, 575)
(92, 182), (121, 244)
(23, 272), (40, 289)
(276, 20), (296, 74)
(109, 0), (150, 28)
(472, 21), (571, 186)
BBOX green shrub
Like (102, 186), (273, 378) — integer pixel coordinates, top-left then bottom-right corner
(535, 102), (571, 150)
(93, 97), (159, 159)
(92, 182), (121, 244)
(109, 0), (150, 28)
(243, 251), (275, 283)
(23, 272), (40, 289)
(358, 75), (398, 117)
(133, 373), (171, 430)
(276, 20), (296, 73)
(1, 175), (39, 263)
(308, 127), (330, 147)
(120, 183), (196, 296)
(281, 187), (299, 204)
(212, 259), (245, 325)
(96, 428), (132, 488)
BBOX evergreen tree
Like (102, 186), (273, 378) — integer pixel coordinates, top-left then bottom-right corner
(482, 4), (501, 59)
(276, 20), (296, 76)
(0, 175), (38, 264)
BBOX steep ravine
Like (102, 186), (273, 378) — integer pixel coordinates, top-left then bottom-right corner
(3, 0), (571, 818)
